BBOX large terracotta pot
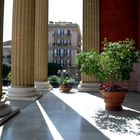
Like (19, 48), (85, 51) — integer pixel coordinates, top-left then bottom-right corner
(100, 91), (127, 111)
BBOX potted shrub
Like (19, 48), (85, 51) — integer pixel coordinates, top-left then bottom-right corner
(76, 38), (140, 111)
(58, 76), (72, 93)
(48, 75), (59, 88)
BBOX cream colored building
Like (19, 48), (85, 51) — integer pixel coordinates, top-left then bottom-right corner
(48, 22), (81, 77)
(2, 22), (82, 77)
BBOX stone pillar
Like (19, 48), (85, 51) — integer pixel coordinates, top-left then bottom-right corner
(7, 0), (40, 101)
(78, 0), (100, 92)
(128, 1), (140, 93)
(139, 0), (140, 51)
(34, 0), (52, 91)
(0, 0), (4, 98)
(0, 0), (11, 117)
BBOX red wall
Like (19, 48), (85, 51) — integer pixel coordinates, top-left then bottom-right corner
(100, 0), (139, 49)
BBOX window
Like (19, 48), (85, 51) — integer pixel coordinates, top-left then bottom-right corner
(60, 30), (63, 36)
(64, 40), (67, 45)
(60, 39), (62, 45)
(54, 49), (57, 56)
(68, 39), (71, 45)
(53, 59), (57, 64)
(60, 49), (64, 56)
(67, 49), (71, 56)
(67, 30), (71, 36)
(53, 39), (56, 46)
(58, 49), (61, 56)
(53, 39), (57, 46)
(53, 30), (57, 36)
(66, 59), (71, 67)
(64, 49), (66, 56)
(60, 59), (64, 66)
(62, 30), (64, 36)
(63, 39), (64, 46)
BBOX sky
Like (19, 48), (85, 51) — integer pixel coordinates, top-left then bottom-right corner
(3, 0), (82, 41)
(3, 0), (13, 41)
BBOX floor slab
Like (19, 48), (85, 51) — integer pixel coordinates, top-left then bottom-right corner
(0, 88), (140, 140)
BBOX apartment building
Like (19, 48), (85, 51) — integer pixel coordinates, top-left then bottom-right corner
(48, 21), (81, 77)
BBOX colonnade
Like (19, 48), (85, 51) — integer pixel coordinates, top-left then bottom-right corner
(0, 0), (100, 102)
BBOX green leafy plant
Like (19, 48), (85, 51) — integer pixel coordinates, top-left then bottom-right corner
(58, 76), (71, 86)
(48, 75), (59, 88)
(58, 76), (72, 92)
(76, 38), (140, 92)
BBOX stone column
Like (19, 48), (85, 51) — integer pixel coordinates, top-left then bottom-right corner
(34, 0), (52, 91)
(0, 0), (16, 119)
(7, 0), (40, 101)
(78, 0), (100, 92)
(0, 0), (4, 98)
(137, 0), (140, 92)
(128, 1), (140, 92)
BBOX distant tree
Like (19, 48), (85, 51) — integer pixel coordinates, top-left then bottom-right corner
(2, 63), (11, 79)
(2, 64), (11, 86)
(48, 63), (62, 76)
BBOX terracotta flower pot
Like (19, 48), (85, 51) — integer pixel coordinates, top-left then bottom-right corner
(59, 85), (72, 93)
(100, 91), (127, 111)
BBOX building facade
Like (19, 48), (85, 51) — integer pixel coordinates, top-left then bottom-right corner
(48, 22), (81, 77)
(2, 22), (82, 78)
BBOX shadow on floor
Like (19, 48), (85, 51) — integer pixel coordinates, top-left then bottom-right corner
(93, 109), (140, 136)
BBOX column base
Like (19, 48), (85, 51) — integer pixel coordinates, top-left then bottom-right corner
(6, 86), (42, 101)
(0, 101), (19, 125)
(78, 82), (101, 92)
(0, 101), (12, 117)
(35, 81), (53, 91)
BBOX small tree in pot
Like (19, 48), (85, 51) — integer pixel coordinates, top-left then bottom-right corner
(58, 76), (72, 93)
(57, 70), (73, 93)
(76, 38), (140, 111)
(48, 75), (59, 88)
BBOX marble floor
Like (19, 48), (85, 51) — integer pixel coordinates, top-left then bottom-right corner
(0, 88), (140, 140)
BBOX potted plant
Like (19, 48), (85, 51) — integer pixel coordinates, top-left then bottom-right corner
(58, 76), (72, 93)
(76, 38), (140, 111)
(48, 75), (59, 88)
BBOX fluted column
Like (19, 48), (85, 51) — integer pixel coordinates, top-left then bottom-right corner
(0, 0), (3, 98)
(34, 0), (52, 91)
(0, 0), (12, 118)
(7, 0), (40, 101)
(78, 0), (100, 92)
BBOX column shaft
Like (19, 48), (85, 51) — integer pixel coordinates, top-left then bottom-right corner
(34, 0), (52, 90)
(0, 0), (14, 118)
(0, 0), (4, 97)
(83, 0), (100, 53)
(11, 0), (35, 87)
(7, 0), (40, 100)
(78, 0), (100, 92)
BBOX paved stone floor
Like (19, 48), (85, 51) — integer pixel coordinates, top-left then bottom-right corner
(0, 88), (140, 140)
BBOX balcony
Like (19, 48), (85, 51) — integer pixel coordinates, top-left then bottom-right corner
(53, 34), (72, 38)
